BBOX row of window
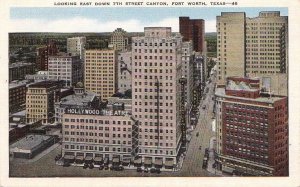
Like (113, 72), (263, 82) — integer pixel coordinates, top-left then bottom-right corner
(64, 119), (132, 125)
(64, 144), (132, 152)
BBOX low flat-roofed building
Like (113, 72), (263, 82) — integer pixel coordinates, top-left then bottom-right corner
(10, 134), (55, 159)
(9, 62), (35, 82)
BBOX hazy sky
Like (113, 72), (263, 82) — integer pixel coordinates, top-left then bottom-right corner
(10, 7), (288, 33)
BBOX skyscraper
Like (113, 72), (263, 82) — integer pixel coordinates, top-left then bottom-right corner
(67, 37), (86, 60)
(131, 27), (183, 168)
(216, 11), (288, 95)
(48, 53), (83, 87)
(84, 49), (118, 101)
(110, 28), (129, 51)
(179, 17), (205, 53)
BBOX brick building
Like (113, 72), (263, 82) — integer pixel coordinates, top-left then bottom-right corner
(179, 17), (205, 53)
(215, 77), (288, 176)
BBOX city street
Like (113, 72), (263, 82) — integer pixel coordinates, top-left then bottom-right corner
(180, 70), (217, 176)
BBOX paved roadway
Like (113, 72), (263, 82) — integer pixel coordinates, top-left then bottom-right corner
(9, 72), (218, 177)
(180, 71), (217, 176)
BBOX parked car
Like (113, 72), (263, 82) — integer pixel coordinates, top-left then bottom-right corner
(63, 162), (70, 167)
(89, 164), (94, 169)
(150, 168), (161, 174)
(83, 163), (88, 169)
(137, 167), (143, 172)
(99, 165), (104, 170)
(144, 167), (149, 173)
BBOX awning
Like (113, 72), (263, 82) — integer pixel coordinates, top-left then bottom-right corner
(134, 158), (142, 164)
(165, 160), (174, 167)
(64, 155), (75, 160)
(94, 157), (103, 162)
(144, 158), (152, 165)
(122, 159), (131, 163)
(154, 159), (163, 166)
(76, 155), (84, 161)
(113, 157), (120, 163)
(85, 156), (93, 161)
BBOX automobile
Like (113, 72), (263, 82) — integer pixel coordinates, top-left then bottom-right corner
(118, 165), (124, 171)
(150, 168), (157, 173)
(99, 165), (104, 170)
(137, 167), (143, 172)
(89, 164), (94, 169)
(55, 155), (61, 161)
(212, 163), (217, 168)
(202, 105), (206, 110)
(144, 167), (149, 173)
(63, 162), (70, 167)
(83, 163), (88, 169)
(205, 148), (209, 154)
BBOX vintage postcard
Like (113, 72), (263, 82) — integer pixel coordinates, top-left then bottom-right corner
(1, 0), (299, 186)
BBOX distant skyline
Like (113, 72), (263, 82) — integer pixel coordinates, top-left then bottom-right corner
(10, 7), (288, 33)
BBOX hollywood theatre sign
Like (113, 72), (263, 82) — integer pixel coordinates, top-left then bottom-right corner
(65, 108), (128, 116)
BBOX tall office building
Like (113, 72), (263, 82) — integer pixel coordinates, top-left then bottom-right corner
(215, 77), (288, 176)
(48, 53), (83, 87)
(179, 17), (205, 53)
(67, 37), (86, 60)
(110, 28), (129, 51)
(84, 49), (118, 101)
(216, 11), (288, 95)
(131, 27), (183, 168)
(36, 41), (59, 71)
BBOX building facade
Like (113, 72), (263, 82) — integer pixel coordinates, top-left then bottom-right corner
(48, 53), (83, 87)
(84, 49), (118, 101)
(131, 27), (183, 167)
(9, 80), (30, 113)
(9, 62), (35, 82)
(36, 41), (59, 71)
(181, 41), (194, 127)
(215, 77), (288, 176)
(67, 37), (86, 60)
(62, 108), (139, 163)
(110, 28), (129, 51)
(179, 17), (205, 53)
(216, 11), (288, 96)
(117, 51), (132, 93)
(26, 81), (62, 125)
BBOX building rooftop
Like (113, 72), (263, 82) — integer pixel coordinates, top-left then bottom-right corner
(27, 80), (61, 88)
(226, 79), (259, 92)
(10, 134), (52, 150)
(9, 62), (33, 69)
(107, 97), (132, 105)
(9, 80), (31, 89)
(215, 88), (285, 104)
(59, 91), (96, 106)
